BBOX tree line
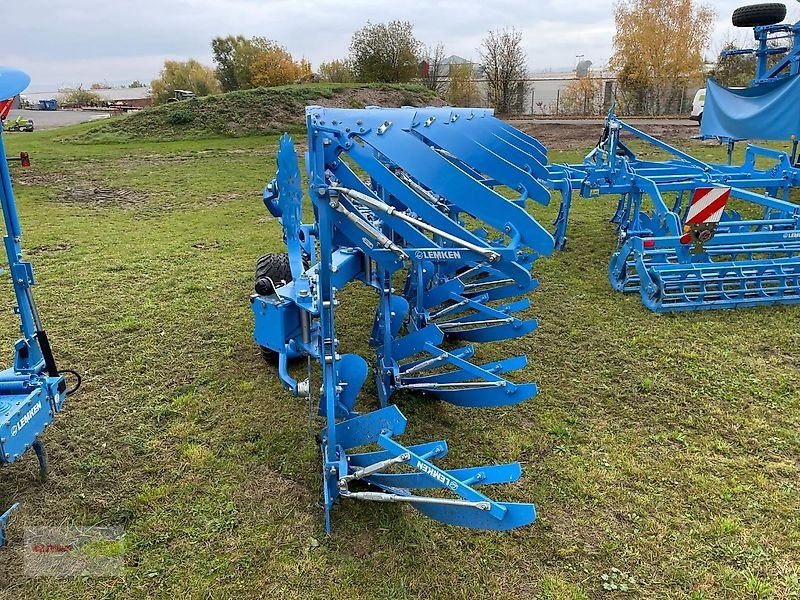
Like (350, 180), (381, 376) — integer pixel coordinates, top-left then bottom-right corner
(149, 0), (723, 116)
(149, 21), (527, 112)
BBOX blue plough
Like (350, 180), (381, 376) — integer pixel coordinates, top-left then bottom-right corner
(252, 102), (800, 533)
(252, 106), (554, 533)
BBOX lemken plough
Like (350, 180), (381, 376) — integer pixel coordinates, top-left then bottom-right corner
(251, 106), (554, 533)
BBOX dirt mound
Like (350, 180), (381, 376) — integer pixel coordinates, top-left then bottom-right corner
(67, 84), (445, 143)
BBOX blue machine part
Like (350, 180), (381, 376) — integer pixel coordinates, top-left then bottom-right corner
(545, 112), (800, 311)
(251, 103), (800, 534)
(252, 106), (554, 533)
(0, 68), (72, 546)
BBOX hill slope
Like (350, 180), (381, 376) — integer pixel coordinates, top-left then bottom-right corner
(68, 83), (445, 142)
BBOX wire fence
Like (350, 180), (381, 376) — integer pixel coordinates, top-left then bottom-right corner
(445, 77), (705, 117)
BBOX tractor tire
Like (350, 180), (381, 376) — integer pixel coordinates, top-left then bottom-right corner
(732, 3), (786, 27)
(254, 253), (292, 362)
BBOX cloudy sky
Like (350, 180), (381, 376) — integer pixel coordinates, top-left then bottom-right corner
(6, 0), (800, 91)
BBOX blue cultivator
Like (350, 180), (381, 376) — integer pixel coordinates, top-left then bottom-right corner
(0, 68), (76, 545)
(252, 106), (554, 533)
(554, 114), (800, 311)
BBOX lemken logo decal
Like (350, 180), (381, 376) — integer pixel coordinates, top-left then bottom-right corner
(783, 232), (800, 240)
(11, 401), (42, 437)
(414, 250), (463, 261)
(416, 460), (459, 491)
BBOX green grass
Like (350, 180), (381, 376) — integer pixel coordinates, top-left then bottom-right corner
(62, 83), (442, 144)
(0, 124), (798, 599)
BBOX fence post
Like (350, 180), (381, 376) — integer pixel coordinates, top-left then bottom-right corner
(556, 89), (560, 116)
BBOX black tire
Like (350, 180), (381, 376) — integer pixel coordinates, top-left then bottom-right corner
(255, 252), (292, 295)
(254, 253), (292, 362)
(732, 3), (786, 27)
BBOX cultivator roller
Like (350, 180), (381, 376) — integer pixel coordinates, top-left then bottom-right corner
(528, 112), (800, 312)
(252, 106), (554, 532)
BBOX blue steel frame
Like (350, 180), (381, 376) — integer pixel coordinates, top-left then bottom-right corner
(547, 113), (800, 311)
(721, 17), (800, 85)
(0, 68), (67, 545)
(252, 106), (554, 533)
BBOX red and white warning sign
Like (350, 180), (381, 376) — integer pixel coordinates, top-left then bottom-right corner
(686, 187), (731, 225)
(680, 187), (731, 245)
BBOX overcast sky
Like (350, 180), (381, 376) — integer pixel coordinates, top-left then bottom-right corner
(6, 0), (800, 91)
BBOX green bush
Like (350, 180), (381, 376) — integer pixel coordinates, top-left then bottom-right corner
(167, 109), (194, 125)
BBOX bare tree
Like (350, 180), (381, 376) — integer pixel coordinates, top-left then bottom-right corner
(422, 42), (447, 94)
(478, 28), (527, 114)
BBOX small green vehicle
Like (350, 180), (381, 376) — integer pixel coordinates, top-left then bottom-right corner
(3, 116), (34, 132)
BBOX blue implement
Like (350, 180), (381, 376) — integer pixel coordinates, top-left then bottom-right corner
(251, 107), (552, 533)
(0, 68), (75, 546)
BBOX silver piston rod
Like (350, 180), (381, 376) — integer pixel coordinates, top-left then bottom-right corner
(340, 490), (491, 511)
(329, 197), (408, 260)
(331, 187), (501, 263)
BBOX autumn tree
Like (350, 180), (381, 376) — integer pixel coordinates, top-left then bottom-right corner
(212, 35), (282, 91)
(561, 75), (605, 115)
(422, 42), (447, 94)
(250, 40), (312, 87)
(610, 0), (715, 114)
(212, 35), (310, 90)
(349, 20), (421, 82)
(150, 59), (220, 105)
(61, 87), (103, 107)
(447, 63), (478, 106)
(478, 28), (527, 114)
(318, 59), (355, 83)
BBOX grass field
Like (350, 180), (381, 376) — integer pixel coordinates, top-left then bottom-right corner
(0, 118), (798, 599)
